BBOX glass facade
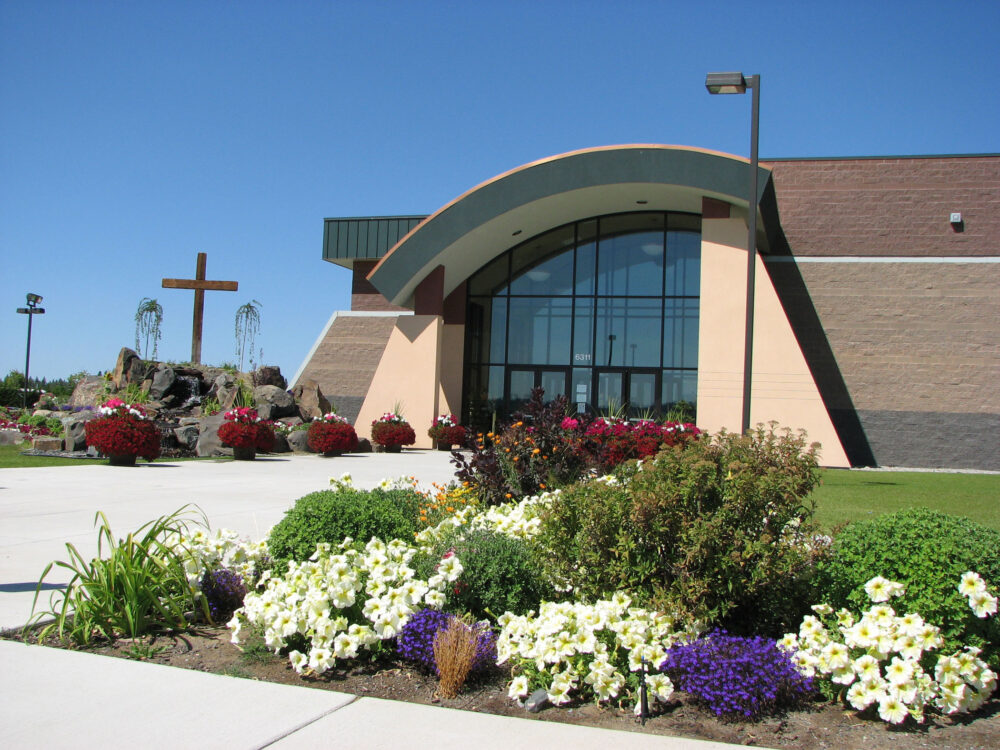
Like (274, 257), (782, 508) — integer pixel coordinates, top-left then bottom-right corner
(463, 212), (700, 426)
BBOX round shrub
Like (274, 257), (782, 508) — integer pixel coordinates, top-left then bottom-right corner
(266, 487), (423, 568)
(423, 528), (552, 620)
(534, 424), (823, 632)
(814, 507), (1000, 662)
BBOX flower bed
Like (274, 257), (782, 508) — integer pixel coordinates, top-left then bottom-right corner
(84, 399), (160, 462)
(371, 412), (416, 450)
(307, 413), (358, 454)
(428, 414), (466, 447)
(217, 407), (275, 453)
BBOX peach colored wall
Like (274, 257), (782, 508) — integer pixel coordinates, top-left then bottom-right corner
(697, 215), (850, 467)
(697, 216), (748, 433)
(355, 315), (444, 449)
(437, 324), (465, 419)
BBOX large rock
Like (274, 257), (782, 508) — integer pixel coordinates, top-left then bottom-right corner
(32, 436), (62, 452)
(0, 429), (27, 446)
(113, 347), (147, 389)
(253, 385), (296, 420)
(210, 374), (241, 411)
(287, 430), (311, 452)
(253, 366), (287, 390)
(68, 376), (107, 407)
(196, 415), (233, 457)
(61, 411), (100, 451)
(149, 365), (176, 401)
(272, 433), (290, 453)
(292, 379), (331, 421)
(173, 424), (200, 451)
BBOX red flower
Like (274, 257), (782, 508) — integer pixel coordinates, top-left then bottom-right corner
(307, 420), (359, 453)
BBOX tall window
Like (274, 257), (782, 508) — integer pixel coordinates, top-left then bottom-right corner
(463, 212), (700, 426)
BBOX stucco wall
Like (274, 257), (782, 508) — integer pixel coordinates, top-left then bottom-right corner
(698, 212), (850, 467)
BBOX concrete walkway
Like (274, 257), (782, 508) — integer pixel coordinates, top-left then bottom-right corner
(0, 451), (740, 750)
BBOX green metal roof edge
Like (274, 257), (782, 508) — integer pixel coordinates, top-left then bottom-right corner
(368, 145), (772, 304)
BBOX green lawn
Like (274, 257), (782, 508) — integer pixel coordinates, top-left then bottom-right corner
(0, 444), (213, 468)
(813, 469), (1000, 531)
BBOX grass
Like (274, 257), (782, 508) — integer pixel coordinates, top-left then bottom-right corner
(812, 469), (1000, 531)
(0, 444), (214, 469)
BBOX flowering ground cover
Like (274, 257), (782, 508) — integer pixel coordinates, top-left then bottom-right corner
(8, 419), (1000, 748)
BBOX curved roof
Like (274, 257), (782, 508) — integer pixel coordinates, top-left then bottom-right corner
(368, 144), (773, 306)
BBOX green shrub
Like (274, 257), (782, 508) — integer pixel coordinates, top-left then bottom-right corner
(534, 424), (824, 633)
(420, 528), (553, 620)
(814, 507), (1000, 664)
(266, 487), (423, 568)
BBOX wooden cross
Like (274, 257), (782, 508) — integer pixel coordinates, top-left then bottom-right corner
(162, 252), (238, 364)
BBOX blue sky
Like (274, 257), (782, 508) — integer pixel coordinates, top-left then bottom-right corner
(2, 0), (997, 382)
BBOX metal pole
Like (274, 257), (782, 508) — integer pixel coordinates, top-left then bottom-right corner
(23, 311), (33, 409)
(741, 75), (760, 435)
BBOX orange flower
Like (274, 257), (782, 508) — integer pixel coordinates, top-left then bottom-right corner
(505, 493), (512, 499)
(532, 448), (540, 454)
(539, 483), (546, 489)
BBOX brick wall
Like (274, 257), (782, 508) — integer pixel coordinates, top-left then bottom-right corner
(351, 260), (409, 312)
(294, 315), (400, 424)
(765, 156), (1000, 257)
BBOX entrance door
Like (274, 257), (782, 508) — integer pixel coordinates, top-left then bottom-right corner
(506, 367), (569, 415)
(593, 368), (660, 418)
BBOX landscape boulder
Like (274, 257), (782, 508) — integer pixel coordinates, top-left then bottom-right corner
(253, 385), (296, 420)
(292, 379), (331, 421)
(112, 347), (147, 389)
(286, 430), (311, 452)
(272, 433), (290, 453)
(173, 424), (200, 451)
(149, 365), (176, 401)
(68, 376), (107, 407)
(0, 429), (26, 446)
(252, 366), (287, 390)
(61, 411), (101, 451)
(196, 414), (233, 457)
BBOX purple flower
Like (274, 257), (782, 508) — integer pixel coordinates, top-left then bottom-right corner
(199, 567), (247, 623)
(660, 630), (813, 719)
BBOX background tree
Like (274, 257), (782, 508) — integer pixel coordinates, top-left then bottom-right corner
(134, 297), (164, 360)
(234, 299), (262, 373)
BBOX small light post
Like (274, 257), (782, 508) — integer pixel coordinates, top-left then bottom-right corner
(15, 293), (45, 409)
(705, 71), (760, 434)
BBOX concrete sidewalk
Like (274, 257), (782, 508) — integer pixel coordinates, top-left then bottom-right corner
(0, 451), (741, 750)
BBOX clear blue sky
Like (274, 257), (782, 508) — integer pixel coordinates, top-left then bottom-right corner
(3, 0), (997, 382)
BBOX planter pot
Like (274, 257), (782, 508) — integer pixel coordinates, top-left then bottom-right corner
(232, 447), (257, 461)
(436, 442), (452, 451)
(377, 444), (403, 454)
(322, 450), (342, 458)
(108, 454), (137, 467)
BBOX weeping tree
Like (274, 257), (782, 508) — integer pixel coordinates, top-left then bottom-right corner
(134, 297), (164, 360)
(235, 299), (262, 373)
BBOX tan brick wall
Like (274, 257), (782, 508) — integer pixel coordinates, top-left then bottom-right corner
(790, 262), (1000, 415)
(295, 315), (400, 422)
(765, 156), (1000, 257)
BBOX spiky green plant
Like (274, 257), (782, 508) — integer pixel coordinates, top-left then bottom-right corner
(28, 506), (210, 644)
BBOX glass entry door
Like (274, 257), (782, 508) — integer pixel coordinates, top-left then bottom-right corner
(593, 368), (660, 418)
(506, 367), (569, 415)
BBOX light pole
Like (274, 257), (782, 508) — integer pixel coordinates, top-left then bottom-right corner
(15, 293), (45, 409)
(705, 71), (760, 434)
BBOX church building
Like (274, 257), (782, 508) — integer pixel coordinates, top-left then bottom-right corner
(292, 145), (999, 470)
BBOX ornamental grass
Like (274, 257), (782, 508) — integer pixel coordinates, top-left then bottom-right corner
(433, 617), (481, 698)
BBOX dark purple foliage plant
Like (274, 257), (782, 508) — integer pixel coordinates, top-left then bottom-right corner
(660, 630), (814, 720)
(199, 567), (247, 624)
(396, 608), (497, 675)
